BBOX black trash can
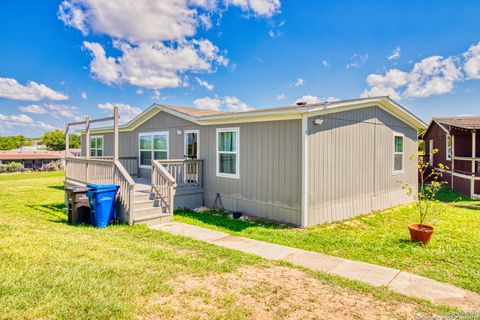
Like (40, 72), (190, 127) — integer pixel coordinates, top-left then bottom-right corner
(65, 186), (91, 225)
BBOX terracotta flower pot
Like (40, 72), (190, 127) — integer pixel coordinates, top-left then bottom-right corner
(408, 224), (434, 245)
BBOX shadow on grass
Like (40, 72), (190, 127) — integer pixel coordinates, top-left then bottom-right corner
(27, 203), (68, 223)
(48, 185), (66, 191)
(174, 209), (289, 232)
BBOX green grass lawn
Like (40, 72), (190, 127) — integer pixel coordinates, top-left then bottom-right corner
(0, 172), (262, 319)
(175, 189), (480, 294)
(0, 172), (453, 319)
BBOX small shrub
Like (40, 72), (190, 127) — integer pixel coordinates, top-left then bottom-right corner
(5, 162), (23, 173)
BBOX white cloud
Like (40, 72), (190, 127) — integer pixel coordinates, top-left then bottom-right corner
(294, 95), (339, 104)
(276, 94), (286, 100)
(225, 0), (281, 17)
(362, 56), (462, 99)
(321, 60), (330, 68)
(285, 78), (305, 88)
(45, 104), (84, 120)
(463, 42), (480, 79)
(58, 0), (198, 43)
(387, 46), (401, 60)
(404, 56), (461, 98)
(59, 0), (280, 94)
(0, 77), (69, 101)
(98, 102), (142, 123)
(294, 78), (305, 87)
(195, 77), (214, 90)
(82, 41), (121, 84)
(18, 104), (48, 114)
(346, 53), (368, 69)
(80, 91), (88, 100)
(0, 113), (56, 132)
(83, 40), (228, 90)
(18, 104), (84, 121)
(58, 0), (281, 43)
(295, 95), (320, 104)
(193, 95), (252, 112)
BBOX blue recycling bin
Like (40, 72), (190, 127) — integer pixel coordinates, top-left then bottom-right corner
(86, 184), (119, 228)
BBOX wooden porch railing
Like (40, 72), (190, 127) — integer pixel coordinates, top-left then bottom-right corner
(65, 157), (136, 224)
(71, 155), (138, 177)
(113, 160), (136, 224)
(452, 156), (480, 177)
(157, 159), (203, 188)
(151, 160), (176, 215)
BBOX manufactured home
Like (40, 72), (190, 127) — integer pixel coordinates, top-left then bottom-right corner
(64, 96), (426, 227)
(423, 116), (480, 199)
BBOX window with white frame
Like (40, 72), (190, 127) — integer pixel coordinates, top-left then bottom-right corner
(393, 133), (404, 173)
(139, 132), (169, 167)
(90, 136), (103, 157)
(446, 134), (452, 160)
(216, 128), (239, 178)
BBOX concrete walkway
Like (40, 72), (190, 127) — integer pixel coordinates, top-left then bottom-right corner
(152, 222), (480, 310)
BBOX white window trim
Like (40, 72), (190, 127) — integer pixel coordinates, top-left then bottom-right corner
(393, 132), (405, 175)
(216, 127), (240, 179)
(446, 134), (452, 160)
(138, 131), (169, 169)
(184, 129), (200, 159)
(90, 135), (104, 158)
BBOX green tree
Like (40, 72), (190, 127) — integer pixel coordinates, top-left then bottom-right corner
(0, 135), (26, 150)
(41, 130), (80, 151)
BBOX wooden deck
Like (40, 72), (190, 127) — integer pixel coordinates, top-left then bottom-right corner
(65, 157), (203, 225)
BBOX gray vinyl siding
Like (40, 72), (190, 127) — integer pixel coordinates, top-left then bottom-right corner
(82, 111), (303, 225)
(201, 120), (303, 226)
(82, 111), (201, 176)
(306, 106), (417, 226)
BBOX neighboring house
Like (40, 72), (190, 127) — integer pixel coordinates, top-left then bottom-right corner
(423, 116), (480, 199)
(0, 151), (63, 169)
(67, 96), (425, 227)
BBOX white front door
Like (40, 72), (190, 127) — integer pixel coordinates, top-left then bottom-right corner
(184, 130), (199, 159)
(429, 139), (434, 166)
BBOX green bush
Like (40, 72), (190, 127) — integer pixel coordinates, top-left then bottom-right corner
(0, 162), (24, 174)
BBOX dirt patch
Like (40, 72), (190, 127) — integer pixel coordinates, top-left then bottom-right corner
(140, 264), (435, 319)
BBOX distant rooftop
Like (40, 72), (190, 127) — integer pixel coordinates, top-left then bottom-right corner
(434, 116), (480, 130)
(0, 150), (68, 160)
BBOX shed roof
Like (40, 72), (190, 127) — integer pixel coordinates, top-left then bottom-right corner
(433, 116), (480, 130)
(0, 151), (64, 160)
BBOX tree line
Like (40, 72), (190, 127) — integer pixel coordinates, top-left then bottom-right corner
(0, 130), (80, 151)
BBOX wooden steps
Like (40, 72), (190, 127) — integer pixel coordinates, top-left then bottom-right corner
(131, 185), (172, 226)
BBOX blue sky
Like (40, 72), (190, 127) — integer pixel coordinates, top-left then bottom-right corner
(1, 0), (480, 137)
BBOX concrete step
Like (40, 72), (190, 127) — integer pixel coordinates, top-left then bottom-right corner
(132, 212), (172, 226)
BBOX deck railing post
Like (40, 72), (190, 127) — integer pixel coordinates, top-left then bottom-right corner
(85, 116), (90, 182)
(114, 106), (119, 162)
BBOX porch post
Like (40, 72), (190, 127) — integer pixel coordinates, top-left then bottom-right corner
(65, 124), (69, 159)
(85, 116), (91, 183)
(472, 130), (476, 198)
(85, 116), (91, 160)
(114, 106), (119, 162)
(451, 134), (455, 188)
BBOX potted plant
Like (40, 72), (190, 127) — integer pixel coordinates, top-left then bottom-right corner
(404, 149), (447, 245)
